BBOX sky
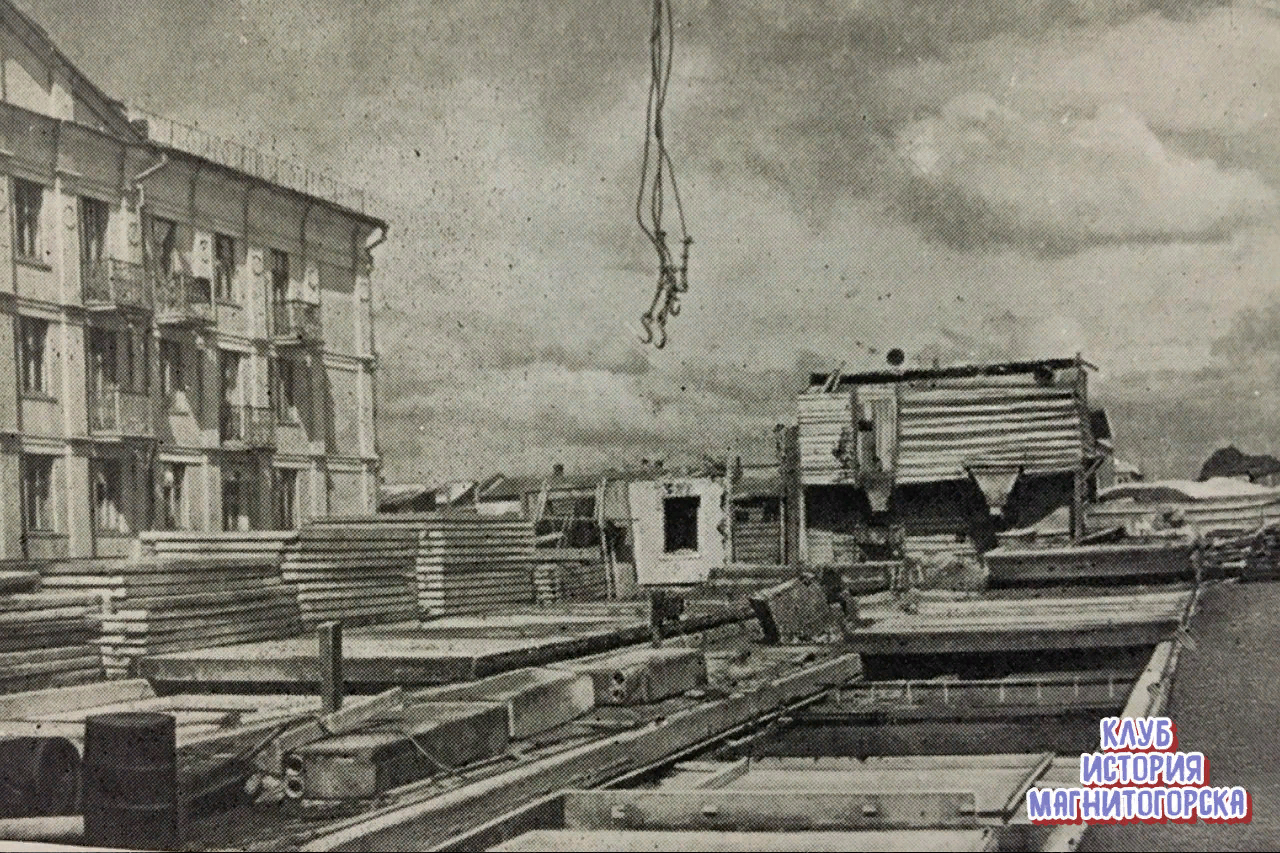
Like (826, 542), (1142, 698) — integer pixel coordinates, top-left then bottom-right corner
(26, 0), (1280, 483)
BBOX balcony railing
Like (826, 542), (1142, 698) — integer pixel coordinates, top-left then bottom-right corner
(154, 270), (215, 327)
(82, 259), (152, 312)
(89, 385), (153, 437)
(272, 299), (322, 344)
(220, 403), (275, 447)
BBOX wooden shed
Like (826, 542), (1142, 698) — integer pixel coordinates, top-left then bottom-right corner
(788, 356), (1108, 565)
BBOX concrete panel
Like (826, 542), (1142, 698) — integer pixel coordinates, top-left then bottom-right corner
(629, 478), (727, 587)
(215, 301), (249, 337)
(291, 700), (509, 799)
(554, 647), (707, 706)
(561, 788), (980, 831)
(57, 128), (121, 198)
(327, 469), (363, 516)
(749, 576), (837, 644)
(0, 180), (12, 296)
(57, 323), (85, 439)
(416, 667), (595, 740)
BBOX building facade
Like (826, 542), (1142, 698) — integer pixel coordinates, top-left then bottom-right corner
(0, 3), (385, 558)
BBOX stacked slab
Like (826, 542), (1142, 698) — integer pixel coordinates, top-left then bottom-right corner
(0, 578), (103, 692)
(42, 537), (301, 678)
(281, 522), (419, 627)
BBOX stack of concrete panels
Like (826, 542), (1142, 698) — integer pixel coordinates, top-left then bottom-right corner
(0, 590), (103, 692)
(282, 523), (419, 627)
(42, 553), (301, 678)
(415, 517), (537, 619)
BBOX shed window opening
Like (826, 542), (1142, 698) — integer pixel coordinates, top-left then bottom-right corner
(663, 496), (700, 553)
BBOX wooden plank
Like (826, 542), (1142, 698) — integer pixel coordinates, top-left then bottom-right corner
(0, 679), (153, 718)
(300, 653), (863, 852)
(486, 828), (998, 852)
(561, 788), (978, 830)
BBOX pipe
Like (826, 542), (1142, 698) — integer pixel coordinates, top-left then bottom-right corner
(0, 815), (84, 842)
(131, 151), (169, 209)
(132, 151), (169, 185)
(364, 223), (388, 255)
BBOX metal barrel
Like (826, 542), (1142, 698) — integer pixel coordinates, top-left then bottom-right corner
(82, 712), (178, 850)
(0, 736), (81, 818)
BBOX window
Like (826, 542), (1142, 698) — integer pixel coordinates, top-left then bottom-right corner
(275, 358), (300, 423)
(14, 180), (42, 261)
(79, 197), (109, 265)
(86, 327), (117, 390)
(21, 455), (53, 532)
(19, 317), (47, 395)
(275, 468), (298, 530)
(159, 339), (183, 397)
(92, 460), (125, 534)
(663, 496), (700, 553)
(147, 216), (177, 276)
(219, 350), (244, 441)
(158, 463), (185, 531)
(214, 233), (236, 302)
(222, 469), (249, 532)
(270, 249), (289, 303)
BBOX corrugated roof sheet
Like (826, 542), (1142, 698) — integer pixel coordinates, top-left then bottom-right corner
(895, 384), (1085, 484)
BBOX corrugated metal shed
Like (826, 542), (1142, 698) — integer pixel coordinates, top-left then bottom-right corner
(895, 384), (1084, 485)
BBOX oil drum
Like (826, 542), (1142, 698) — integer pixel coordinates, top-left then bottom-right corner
(82, 712), (178, 850)
(0, 736), (80, 817)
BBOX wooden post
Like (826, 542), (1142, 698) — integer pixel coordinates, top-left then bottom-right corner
(781, 425), (802, 567)
(1071, 353), (1089, 542)
(318, 621), (343, 713)
(724, 456), (735, 567)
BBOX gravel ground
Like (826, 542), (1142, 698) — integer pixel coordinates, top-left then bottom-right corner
(1083, 581), (1280, 851)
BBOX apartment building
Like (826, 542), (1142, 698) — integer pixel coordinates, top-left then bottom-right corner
(0, 2), (386, 558)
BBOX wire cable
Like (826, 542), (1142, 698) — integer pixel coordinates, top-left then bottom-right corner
(637, 0), (692, 350)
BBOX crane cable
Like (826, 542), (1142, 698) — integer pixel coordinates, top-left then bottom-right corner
(637, 0), (692, 350)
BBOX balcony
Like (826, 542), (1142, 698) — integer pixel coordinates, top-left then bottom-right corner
(272, 299), (322, 345)
(154, 270), (215, 327)
(220, 403), (275, 448)
(89, 385), (153, 438)
(82, 259), (152, 313)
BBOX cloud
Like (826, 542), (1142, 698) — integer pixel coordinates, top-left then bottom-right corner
(893, 95), (1276, 253)
(24, 0), (1280, 483)
(1210, 293), (1280, 361)
(884, 6), (1280, 137)
(376, 358), (807, 481)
